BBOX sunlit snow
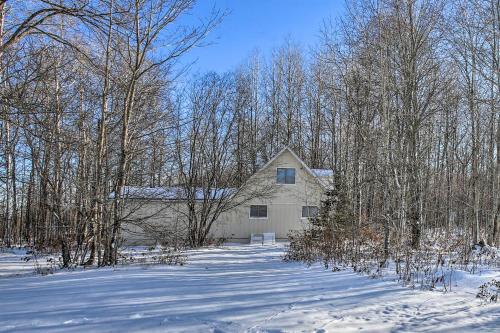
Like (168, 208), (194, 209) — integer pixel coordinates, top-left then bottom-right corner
(0, 244), (498, 332)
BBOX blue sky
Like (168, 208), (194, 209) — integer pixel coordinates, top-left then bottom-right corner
(178, 0), (345, 74)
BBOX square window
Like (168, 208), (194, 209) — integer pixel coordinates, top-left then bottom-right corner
(302, 206), (318, 218)
(250, 205), (267, 218)
(277, 168), (295, 184)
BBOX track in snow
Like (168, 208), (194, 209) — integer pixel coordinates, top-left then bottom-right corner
(0, 244), (498, 332)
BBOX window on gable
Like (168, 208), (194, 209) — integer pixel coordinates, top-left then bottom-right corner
(302, 206), (318, 218)
(277, 168), (295, 184)
(250, 205), (268, 218)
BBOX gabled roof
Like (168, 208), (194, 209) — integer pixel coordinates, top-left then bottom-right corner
(257, 147), (333, 189)
(119, 147), (333, 200)
(311, 169), (334, 178)
(115, 186), (236, 200)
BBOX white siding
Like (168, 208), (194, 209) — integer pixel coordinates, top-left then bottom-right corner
(122, 149), (326, 244)
(212, 149), (324, 240)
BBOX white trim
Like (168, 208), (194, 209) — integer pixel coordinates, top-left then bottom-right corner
(255, 147), (329, 189)
(249, 204), (268, 219)
(285, 148), (330, 189)
(238, 147), (329, 192)
(275, 167), (297, 185)
(301, 205), (319, 218)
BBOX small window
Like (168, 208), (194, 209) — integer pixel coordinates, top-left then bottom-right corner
(250, 205), (268, 218)
(302, 206), (318, 218)
(277, 168), (295, 184)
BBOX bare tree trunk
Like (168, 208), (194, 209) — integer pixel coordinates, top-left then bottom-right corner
(88, 0), (113, 266)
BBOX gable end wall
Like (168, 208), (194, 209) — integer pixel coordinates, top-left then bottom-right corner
(211, 149), (325, 240)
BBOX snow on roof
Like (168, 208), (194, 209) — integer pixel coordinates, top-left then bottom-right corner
(117, 186), (235, 200)
(311, 169), (334, 178)
(117, 151), (334, 200)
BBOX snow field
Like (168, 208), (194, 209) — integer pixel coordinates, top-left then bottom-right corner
(0, 244), (498, 332)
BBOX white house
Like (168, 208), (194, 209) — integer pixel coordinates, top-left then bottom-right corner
(121, 147), (333, 244)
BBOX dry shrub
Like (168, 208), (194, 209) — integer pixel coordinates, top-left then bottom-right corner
(477, 279), (499, 303)
(119, 246), (187, 266)
(287, 212), (499, 292)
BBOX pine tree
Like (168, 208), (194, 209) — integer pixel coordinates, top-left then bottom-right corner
(286, 172), (355, 266)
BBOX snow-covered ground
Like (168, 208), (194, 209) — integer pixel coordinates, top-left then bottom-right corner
(0, 248), (50, 278)
(0, 244), (498, 332)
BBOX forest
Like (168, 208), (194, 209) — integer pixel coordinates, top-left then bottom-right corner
(0, 0), (499, 269)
